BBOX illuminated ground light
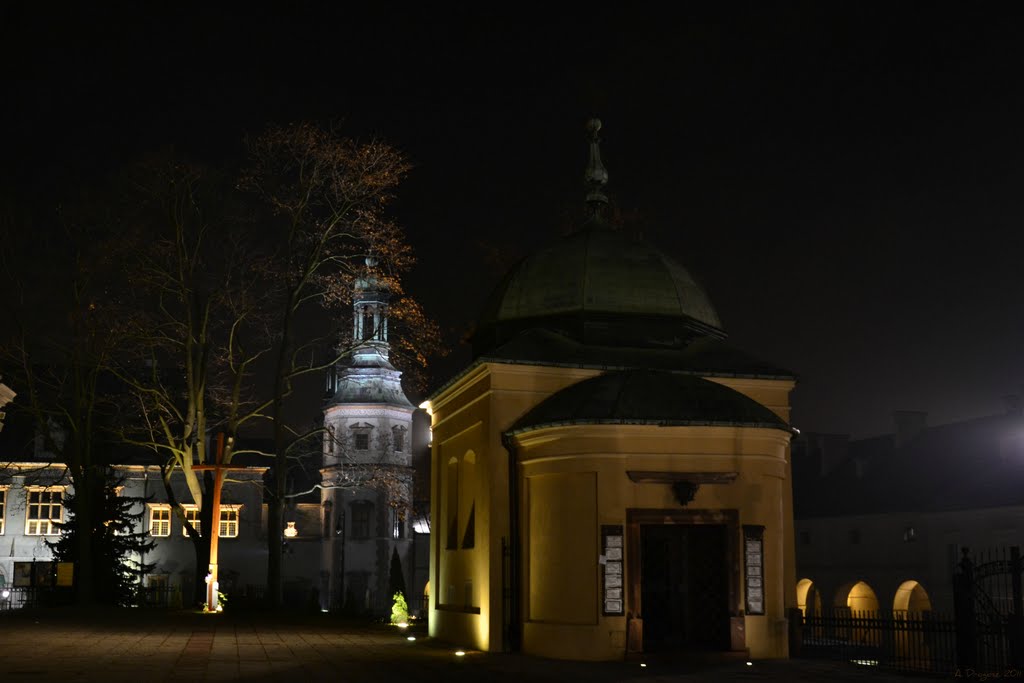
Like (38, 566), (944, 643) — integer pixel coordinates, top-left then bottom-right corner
(851, 659), (879, 666)
(746, 661), (753, 666)
(407, 636), (416, 641)
(455, 651), (466, 657)
(640, 663), (647, 668)
(396, 622), (409, 629)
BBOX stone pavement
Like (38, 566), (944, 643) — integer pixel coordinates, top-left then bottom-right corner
(0, 609), (940, 682)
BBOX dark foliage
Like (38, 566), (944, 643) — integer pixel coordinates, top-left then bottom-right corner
(48, 470), (156, 606)
(388, 546), (406, 600)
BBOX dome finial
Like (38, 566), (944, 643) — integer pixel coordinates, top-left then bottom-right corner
(584, 118), (609, 212)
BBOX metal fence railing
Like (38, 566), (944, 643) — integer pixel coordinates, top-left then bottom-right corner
(800, 608), (957, 674)
(0, 586), (75, 610)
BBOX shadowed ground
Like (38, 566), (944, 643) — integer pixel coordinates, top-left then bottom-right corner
(0, 609), (931, 682)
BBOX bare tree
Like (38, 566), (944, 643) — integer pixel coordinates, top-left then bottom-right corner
(111, 162), (276, 605)
(0, 200), (134, 605)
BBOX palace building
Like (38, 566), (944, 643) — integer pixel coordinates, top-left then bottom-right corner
(425, 120), (798, 660)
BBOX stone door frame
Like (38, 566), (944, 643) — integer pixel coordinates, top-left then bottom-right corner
(625, 508), (745, 653)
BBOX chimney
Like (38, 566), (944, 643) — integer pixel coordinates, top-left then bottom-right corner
(893, 410), (927, 448)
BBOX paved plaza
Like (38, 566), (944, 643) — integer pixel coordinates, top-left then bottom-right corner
(0, 609), (935, 682)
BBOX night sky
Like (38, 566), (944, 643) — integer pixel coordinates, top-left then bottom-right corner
(4, 4), (1024, 438)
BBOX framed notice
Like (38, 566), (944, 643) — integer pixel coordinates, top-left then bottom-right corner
(601, 525), (625, 616)
(743, 525), (765, 615)
(56, 562), (74, 587)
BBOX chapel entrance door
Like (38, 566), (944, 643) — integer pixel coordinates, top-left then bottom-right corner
(640, 523), (730, 652)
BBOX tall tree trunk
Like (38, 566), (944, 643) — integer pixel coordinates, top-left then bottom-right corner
(191, 535), (211, 607)
(73, 470), (97, 606)
(266, 300), (296, 609)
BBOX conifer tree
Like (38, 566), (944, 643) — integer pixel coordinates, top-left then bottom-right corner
(48, 470), (156, 606)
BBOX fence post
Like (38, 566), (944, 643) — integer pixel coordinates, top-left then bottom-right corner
(787, 607), (803, 658)
(1011, 546), (1023, 668)
(953, 547), (977, 669)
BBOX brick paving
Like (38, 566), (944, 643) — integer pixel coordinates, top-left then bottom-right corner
(0, 609), (932, 682)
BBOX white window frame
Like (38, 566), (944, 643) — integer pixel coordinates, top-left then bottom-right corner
(25, 487), (64, 536)
(149, 504), (171, 537)
(181, 504), (241, 537)
(219, 506), (240, 538)
(181, 505), (201, 536)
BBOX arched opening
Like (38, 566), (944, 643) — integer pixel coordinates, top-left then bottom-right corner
(796, 578), (822, 617)
(893, 580), (933, 665)
(460, 451), (476, 549)
(362, 306), (376, 340)
(837, 580), (879, 612)
(836, 581), (880, 646)
(446, 457), (458, 550)
(893, 580), (932, 613)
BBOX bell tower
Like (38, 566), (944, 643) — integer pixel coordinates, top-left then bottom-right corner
(319, 255), (415, 613)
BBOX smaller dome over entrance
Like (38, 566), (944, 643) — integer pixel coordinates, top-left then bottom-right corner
(507, 370), (789, 435)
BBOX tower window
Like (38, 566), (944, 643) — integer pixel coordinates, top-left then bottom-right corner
(363, 308), (375, 340)
(355, 433), (369, 450)
(393, 510), (404, 539)
(351, 501), (373, 539)
(392, 427), (405, 452)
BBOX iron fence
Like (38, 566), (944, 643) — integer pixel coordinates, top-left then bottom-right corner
(801, 608), (957, 674)
(135, 584), (182, 608)
(0, 586), (75, 610)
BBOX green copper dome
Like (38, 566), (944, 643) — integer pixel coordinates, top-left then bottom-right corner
(472, 228), (724, 356)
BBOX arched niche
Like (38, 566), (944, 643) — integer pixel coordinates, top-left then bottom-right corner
(838, 580), (879, 613)
(796, 578), (822, 617)
(893, 580), (932, 613)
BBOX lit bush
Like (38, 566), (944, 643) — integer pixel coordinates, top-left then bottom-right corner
(391, 592), (409, 625)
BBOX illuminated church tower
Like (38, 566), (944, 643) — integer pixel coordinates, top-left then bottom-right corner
(321, 257), (415, 612)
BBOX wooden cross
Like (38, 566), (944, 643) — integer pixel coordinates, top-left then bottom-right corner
(192, 432), (249, 613)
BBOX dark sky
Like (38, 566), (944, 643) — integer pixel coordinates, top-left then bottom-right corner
(4, 4), (1024, 438)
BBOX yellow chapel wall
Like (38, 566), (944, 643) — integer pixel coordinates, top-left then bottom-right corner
(428, 362), (796, 659)
(514, 424), (794, 660)
(428, 363), (603, 651)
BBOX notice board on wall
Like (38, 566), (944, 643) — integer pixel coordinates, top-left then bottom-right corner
(743, 525), (765, 615)
(601, 525), (624, 616)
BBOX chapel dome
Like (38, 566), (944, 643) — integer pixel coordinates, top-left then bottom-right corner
(472, 227), (724, 356)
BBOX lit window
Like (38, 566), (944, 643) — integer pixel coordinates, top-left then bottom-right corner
(0, 488), (6, 535)
(355, 433), (369, 450)
(219, 507), (240, 538)
(181, 505), (240, 537)
(182, 506), (200, 536)
(150, 505), (171, 537)
(25, 488), (63, 535)
(392, 510), (405, 539)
